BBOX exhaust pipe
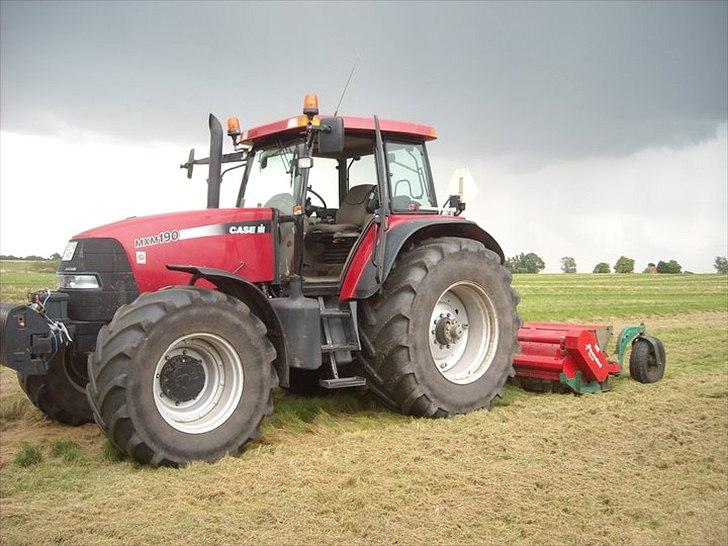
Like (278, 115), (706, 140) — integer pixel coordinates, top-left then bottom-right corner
(207, 114), (223, 209)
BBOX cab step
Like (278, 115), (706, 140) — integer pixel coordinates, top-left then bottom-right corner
(319, 376), (366, 389)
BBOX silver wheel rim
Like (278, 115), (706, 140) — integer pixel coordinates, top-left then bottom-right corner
(429, 281), (499, 385)
(153, 333), (243, 434)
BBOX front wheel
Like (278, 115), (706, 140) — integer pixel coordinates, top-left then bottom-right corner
(18, 350), (93, 425)
(359, 237), (521, 417)
(87, 287), (277, 467)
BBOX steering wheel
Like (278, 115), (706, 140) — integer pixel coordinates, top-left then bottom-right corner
(305, 186), (328, 216)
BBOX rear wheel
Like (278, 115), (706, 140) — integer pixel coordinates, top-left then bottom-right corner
(359, 237), (521, 416)
(18, 350), (93, 425)
(87, 287), (277, 466)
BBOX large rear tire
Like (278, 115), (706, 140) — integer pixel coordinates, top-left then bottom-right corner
(359, 237), (520, 416)
(18, 350), (93, 425)
(87, 287), (277, 467)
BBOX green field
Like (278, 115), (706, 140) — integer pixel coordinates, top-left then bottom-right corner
(0, 261), (726, 544)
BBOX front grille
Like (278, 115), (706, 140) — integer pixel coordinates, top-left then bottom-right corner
(59, 238), (139, 322)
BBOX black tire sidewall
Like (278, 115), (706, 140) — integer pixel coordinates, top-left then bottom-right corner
(125, 300), (270, 461)
(19, 349), (92, 425)
(630, 339), (664, 383)
(408, 249), (518, 412)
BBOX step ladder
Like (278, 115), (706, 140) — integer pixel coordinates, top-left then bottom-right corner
(317, 297), (366, 389)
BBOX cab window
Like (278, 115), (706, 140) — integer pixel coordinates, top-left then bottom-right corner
(385, 142), (436, 211)
(308, 157), (340, 208)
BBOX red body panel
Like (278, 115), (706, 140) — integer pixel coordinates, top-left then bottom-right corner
(514, 322), (622, 384)
(73, 208), (275, 292)
(339, 214), (463, 301)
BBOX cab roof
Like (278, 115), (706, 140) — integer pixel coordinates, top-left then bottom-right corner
(240, 115), (437, 146)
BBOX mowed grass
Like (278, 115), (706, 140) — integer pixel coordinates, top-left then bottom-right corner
(0, 261), (726, 544)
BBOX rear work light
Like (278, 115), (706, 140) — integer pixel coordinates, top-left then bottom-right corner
(57, 274), (100, 289)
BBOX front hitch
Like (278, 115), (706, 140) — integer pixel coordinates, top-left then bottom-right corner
(0, 292), (72, 375)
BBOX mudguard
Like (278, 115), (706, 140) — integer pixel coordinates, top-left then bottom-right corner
(340, 216), (505, 301)
(166, 265), (290, 387)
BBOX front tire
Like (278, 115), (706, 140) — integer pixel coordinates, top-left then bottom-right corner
(87, 287), (277, 467)
(18, 350), (93, 425)
(359, 237), (521, 417)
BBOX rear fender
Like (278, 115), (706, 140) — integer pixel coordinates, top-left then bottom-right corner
(340, 217), (505, 301)
(166, 265), (289, 387)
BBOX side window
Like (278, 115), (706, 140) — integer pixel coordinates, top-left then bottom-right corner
(347, 155), (376, 189)
(385, 142), (436, 211)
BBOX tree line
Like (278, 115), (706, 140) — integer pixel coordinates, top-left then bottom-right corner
(504, 254), (728, 274)
(0, 253), (62, 261)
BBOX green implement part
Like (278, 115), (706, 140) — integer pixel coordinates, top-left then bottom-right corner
(615, 324), (646, 366)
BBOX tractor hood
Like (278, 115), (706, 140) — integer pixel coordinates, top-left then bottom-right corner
(69, 208), (277, 292)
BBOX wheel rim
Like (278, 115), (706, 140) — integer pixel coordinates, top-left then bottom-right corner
(153, 333), (243, 434)
(429, 281), (499, 385)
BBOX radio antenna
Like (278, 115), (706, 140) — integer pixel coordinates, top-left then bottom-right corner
(333, 57), (358, 117)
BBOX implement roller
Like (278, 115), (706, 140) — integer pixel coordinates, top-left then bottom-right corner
(512, 322), (666, 394)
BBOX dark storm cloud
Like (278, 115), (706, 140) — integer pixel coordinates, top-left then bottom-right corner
(1, 0), (726, 158)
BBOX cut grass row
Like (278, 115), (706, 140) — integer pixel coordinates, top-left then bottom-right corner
(0, 261), (726, 544)
(1, 261), (726, 320)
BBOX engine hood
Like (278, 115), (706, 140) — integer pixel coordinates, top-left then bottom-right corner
(71, 208), (277, 292)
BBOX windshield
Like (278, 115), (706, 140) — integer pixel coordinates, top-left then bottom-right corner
(242, 140), (304, 211)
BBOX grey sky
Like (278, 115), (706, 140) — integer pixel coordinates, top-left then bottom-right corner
(2, 1), (725, 157)
(1, 1), (726, 271)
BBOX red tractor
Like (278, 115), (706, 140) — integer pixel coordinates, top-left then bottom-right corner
(1, 95), (521, 466)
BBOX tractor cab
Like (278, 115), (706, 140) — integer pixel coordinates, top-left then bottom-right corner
(184, 95), (442, 295)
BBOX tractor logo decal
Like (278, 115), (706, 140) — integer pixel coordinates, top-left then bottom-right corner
(134, 230), (180, 248)
(134, 221), (270, 248)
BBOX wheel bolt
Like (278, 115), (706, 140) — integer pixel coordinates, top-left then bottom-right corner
(182, 350), (187, 355)
(440, 313), (445, 318)
(447, 344), (451, 349)
(175, 401), (180, 407)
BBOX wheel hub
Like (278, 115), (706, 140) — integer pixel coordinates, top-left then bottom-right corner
(429, 282), (499, 384)
(434, 316), (465, 345)
(159, 354), (205, 403)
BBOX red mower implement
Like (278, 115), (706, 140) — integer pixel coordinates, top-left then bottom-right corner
(514, 322), (666, 394)
(0, 95), (664, 467)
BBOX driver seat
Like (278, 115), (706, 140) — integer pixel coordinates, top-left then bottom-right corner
(309, 184), (375, 237)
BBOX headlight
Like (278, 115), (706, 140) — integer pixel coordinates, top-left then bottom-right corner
(57, 274), (100, 289)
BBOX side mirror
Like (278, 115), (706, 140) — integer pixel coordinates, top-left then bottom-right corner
(365, 187), (380, 214)
(296, 156), (313, 170)
(318, 116), (344, 154)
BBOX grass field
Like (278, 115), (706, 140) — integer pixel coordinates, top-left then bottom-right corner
(0, 260), (726, 544)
